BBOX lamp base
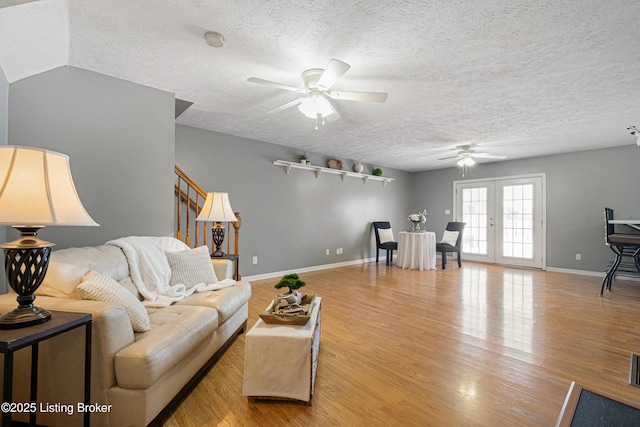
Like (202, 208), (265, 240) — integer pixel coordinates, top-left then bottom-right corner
(211, 224), (227, 258)
(0, 306), (51, 329)
(1, 226), (54, 329)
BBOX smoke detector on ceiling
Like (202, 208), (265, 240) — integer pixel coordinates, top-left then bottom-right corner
(204, 31), (224, 48)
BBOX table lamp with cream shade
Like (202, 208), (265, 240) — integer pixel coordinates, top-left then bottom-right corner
(196, 192), (237, 257)
(0, 146), (99, 329)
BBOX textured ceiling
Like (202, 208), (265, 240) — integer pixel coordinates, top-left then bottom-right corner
(2, 0), (640, 172)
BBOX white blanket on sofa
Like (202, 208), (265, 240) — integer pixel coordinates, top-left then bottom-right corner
(107, 236), (235, 307)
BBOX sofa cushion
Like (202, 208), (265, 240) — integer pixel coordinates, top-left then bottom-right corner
(166, 246), (217, 289)
(211, 258), (233, 281)
(77, 271), (151, 332)
(176, 280), (251, 325)
(114, 305), (218, 389)
(36, 245), (129, 299)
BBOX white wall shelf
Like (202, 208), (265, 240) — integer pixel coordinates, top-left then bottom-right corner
(273, 160), (394, 186)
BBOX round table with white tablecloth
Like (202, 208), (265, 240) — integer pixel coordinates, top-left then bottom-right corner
(396, 231), (437, 270)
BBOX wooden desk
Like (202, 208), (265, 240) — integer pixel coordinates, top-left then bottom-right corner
(0, 311), (92, 427)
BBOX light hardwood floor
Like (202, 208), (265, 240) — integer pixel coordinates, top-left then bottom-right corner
(159, 262), (640, 426)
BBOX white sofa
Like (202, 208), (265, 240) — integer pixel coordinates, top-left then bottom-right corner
(0, 237), (251, 427)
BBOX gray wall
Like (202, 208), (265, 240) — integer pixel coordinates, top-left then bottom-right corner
(175, 124), (414, 276)
(7, 66), (175, 250)
(413, 145), (640, 273)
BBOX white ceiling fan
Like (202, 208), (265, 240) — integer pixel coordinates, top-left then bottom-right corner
(438, 145), (507, 176)
(247, 59), (388, 129)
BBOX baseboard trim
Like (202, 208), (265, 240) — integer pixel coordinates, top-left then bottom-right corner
(545, 267), (605, 278)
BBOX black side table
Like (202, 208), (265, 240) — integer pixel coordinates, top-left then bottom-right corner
(214, 254), (240, 280)
(0, 310), (92, 427)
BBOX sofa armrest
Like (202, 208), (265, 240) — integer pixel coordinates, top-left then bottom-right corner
(0, 294), (135, 414)
(211, 258), (233, 280)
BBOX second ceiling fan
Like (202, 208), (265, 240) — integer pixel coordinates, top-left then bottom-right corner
(248, 59), (387, 128)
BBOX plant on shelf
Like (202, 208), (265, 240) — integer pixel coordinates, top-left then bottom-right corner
(372, 168), (383, 176)
(298, 152), (310, 164)
(274, 273), (306, 304)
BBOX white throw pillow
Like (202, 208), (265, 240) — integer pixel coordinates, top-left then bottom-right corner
(378, 228), (395, 243)
(77, 270), (151, 332)
(165, 246), (217, 290)
(441, 230), (460, 246)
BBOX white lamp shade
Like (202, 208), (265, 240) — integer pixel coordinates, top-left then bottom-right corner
(298, 93), (334, 118)
(0, 146), (98, 226)
(196, 192), (237, 222)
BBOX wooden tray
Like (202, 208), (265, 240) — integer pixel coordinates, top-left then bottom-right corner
(259, 294), (316, 325)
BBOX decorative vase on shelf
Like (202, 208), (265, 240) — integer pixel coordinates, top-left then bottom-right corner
(354, 162), (364, 173)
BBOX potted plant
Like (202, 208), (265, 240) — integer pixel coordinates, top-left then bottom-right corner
(372, 167), (383, 176)
(299, 152), (309, 164)
(274, 273), (306, 304)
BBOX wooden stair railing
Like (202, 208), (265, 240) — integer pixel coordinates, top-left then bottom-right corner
(174, 166), (240, 256)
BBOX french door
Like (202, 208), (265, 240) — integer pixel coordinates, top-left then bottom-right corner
(454, 174), (545, 269)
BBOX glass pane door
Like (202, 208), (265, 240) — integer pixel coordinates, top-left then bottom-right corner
(455, 175), (545, 269)
(456, 182), (495, 263)
(495, 177), (543, 268)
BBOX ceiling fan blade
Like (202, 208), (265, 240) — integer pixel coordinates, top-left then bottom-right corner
(472, 153), (507, 159)
(316, 59), (351, 90)
(437, 155), (461, 161)
(324, 97), (341, 122)
(265, 97), (304, 114)
(326, 90), (388, 103)
(247, 77), (305, 94)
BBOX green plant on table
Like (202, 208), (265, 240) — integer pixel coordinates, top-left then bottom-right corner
(274, 273), (306, 294)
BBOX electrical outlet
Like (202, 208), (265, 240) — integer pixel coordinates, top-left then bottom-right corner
(339, 248), (343, 254)
(445, 209), (451, 215)
(576, 253), (581, 261)
(336, 248), (340, 255)
(326, 249), (330, 255)
(252, 256), (258, 264)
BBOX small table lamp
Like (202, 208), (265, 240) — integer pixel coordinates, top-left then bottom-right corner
(196, 192), (237, 257)
(0, 146), (98, 329)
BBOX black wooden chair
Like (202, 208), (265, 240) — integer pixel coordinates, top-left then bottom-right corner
(372, 221), (398, 266)
(600, 207), (640, 295)
(436, 222), (466, 269)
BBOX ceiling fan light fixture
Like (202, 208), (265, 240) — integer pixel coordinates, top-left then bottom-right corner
(298, 93), (334, 119)
(457, 157), (475, 167)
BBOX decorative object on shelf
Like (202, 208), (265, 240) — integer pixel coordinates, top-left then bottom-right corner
(298, 152), (309, 164)
(0, 146), (99, 329)
(372, 168), (383, 176)
(353, 161), (364, 173)
(327, 158), (342, 170)
(628, 126), (640, 147)
(272, 160), (395, 185)
(408, 210), (428, 231)
(196, 192), (238, 257)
